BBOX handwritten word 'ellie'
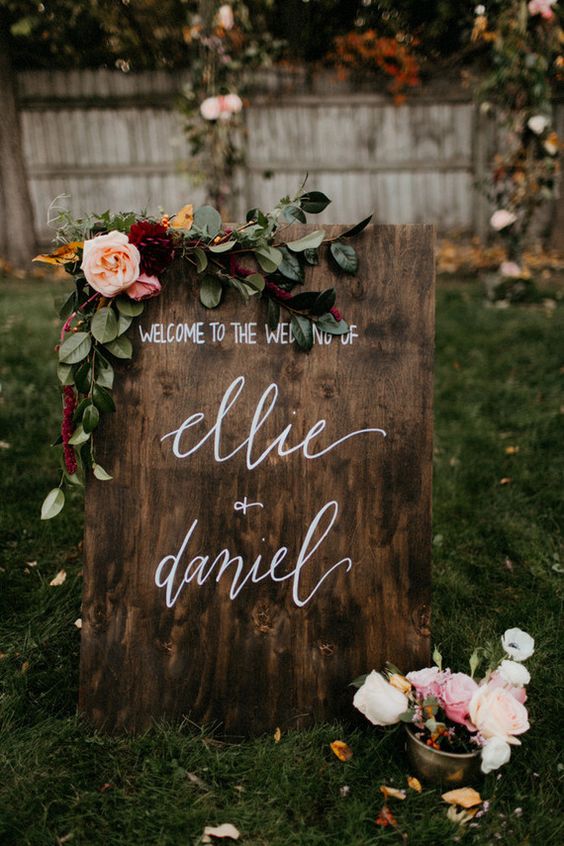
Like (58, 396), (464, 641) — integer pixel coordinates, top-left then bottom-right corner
(160, 375), (387, 469)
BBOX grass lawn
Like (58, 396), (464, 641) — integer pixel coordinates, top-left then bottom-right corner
(0, 274), (562, 845)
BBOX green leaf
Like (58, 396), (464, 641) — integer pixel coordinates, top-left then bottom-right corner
(117, 314), (132, 336)
(59, 332), (91, 365)
(316, 314), (350, 335)
(41, 488), (65, 520)
(399, 709), (415, 723)
(340, 214), (373, 239)
(93, 384), (116, 413)
(74, 361), (91, 394)
(199, 275), (223, 308)
(299, 191), (331, 214)
(288, 291), (319, 310)
(69, 424), (90, 445)
(73, 397), (90, 425)
(349, 673), (368, 689)
(311, 288), (336, 315)
(64, 471), (82, 487)
(194, 205), (222, 238)
(93, 463), (113, 481)
(95, 359), (114, 390)
(469, 649), (481, 678)
(255, 245), (283, 273)
(287, 230), (325, 253)
(433, 646), (443, 671)
(231, 278), (257, 301)
(330, 241), (358, 274)
(57, 363), (74, 386)
(116, 296), (144, 317)
(194, 247), (208, 273)
(57, 290), (77, 320)
(82, 404), (100, 434)
(267, 299), (280, 330)
(304, 248), (319, 265)
(278, 247), (304, 283)
(281, 204), (306, 224)
(245, 273), (265, 292)
(91, 307), (118, 344)
(291, 315), (313, 351)
(104, 336), (132, 359)
(209, 240), (237, 253)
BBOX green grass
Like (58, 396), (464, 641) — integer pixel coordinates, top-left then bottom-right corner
(0, 275), (562, 845)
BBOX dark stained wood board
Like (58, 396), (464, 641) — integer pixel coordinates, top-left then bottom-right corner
(79, 224), (435, 735)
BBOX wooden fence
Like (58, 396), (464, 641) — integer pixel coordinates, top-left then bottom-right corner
(13, 69), (538, 244)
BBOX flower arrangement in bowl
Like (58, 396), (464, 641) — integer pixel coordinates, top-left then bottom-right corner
(352, 628), (534, 784)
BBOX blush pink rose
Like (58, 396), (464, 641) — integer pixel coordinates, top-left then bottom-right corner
(469, 683), (529, 743)
(487, 671), (527, 705)
(490, 209), (518, 231)
(528, 0), (556, 20)
(442, 672), (479, 729)
(406, 667), (444, 700)
(127, 273), (162, 301)
(81, 230), (140, 297)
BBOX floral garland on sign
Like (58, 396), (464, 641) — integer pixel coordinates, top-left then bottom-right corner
(35, 186), (371, 520)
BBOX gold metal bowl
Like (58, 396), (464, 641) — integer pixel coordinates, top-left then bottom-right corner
(405, 726), (481, 786)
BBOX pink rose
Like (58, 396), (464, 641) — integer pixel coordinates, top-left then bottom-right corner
(487, 671), (527, 705)
(81, 230), (140, 297)
(406, 666), (444, 700)
(469, 683), (529, 743)
(500, 261), (522, 278)
(528, 0), (556, 20)
(442, 672), (479, 729)
(200, 96), (222, 121)
(127, 273), (162, 301)
(490, 209), (518, 231)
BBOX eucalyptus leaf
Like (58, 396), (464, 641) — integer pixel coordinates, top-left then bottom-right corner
(57, 363), (74, 386)
(193, 205), (222, 238)
(104, 336), (132, 359)
(291, 315), (313, 351)
(245, 273), (265, 292)
(267, 299), (280, 330)
(41, 488), (65, 520)
(59, 332), (91, 365)
(116, 296), (144, 317)
(82, 404), (100, 434)
(199, 275), (223, 308)
(299, 191), (331, 214)
(93, 463), (113, 481)
(278, 247), (303, 283)
(194, 247), (208, 273)
(117, 314), (132, 336)
(74, 361), (91, 394)
(255, 245), (283, 273)
(399, 709), (415, 723)
(340, 213), (373, 239)
(330, 241), (358, 274)
(73, 397), (90, 425)
(303, 248), (319, 265)
(287, 230), (325, 253)
(281, 204), (306, 224)
(288, 291), (319, 310)
(209, 240), (237, 254)
(91, 307), (118, 344)
(349, 674), (368, 689)
(93, 384), (116, 413)
(311, 288), (336, 316)
(69, 424), (90, 446)
(316, 314), (350, 335)
(95, 359), (114, 390)
(57, 290), (77, 320)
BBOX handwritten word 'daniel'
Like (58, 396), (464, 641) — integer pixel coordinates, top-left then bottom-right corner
(154, 500), (352, 609)
(160, 375), (386, 469)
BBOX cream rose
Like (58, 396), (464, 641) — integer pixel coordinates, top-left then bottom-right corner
(481, 737), (512, 773)
(353, 671), (409, 727)
(81, 231), (140, 297)
(469, 684), (529, 743)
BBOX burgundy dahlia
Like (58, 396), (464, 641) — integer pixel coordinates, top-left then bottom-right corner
(128, 220), (175, 276)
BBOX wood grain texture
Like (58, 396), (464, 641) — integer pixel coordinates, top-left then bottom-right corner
(79, 224), (435, 735)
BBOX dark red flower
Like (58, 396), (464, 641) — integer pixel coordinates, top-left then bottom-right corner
(128, 220), (175, 276)
(62, 386), (77, 475)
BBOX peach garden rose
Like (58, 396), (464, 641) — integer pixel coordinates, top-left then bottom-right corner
(469, 683), (530, 743)
(81, 230), (141, 297)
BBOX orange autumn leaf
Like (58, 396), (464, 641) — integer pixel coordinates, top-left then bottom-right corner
(441, 787), (482, 809)
(380, 785), (406, 801)
(33, 241), (83, 265)
(375, 804), (397, 827)
(330, 740), (353, 762)
(407, 775), (423, 793)
(273, 727), (282, 744)
(172, 203), (194, 230)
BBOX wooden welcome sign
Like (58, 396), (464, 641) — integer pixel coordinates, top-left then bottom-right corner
(79, 224), (435, 734)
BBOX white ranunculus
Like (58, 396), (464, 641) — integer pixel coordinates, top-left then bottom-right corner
(499, 660), (531, 687)
(481, 737), (512, 773)
(527, 114), (550, 135)
(353, 670), (409, 727)
(501, 628), (535, 662)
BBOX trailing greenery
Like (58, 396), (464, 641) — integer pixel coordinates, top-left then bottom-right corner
(0, 274), (562, 845)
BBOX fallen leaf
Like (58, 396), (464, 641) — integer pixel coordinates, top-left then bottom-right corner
(97, 783), (113, 793)
(0, 441), (11, 449)
(499, 477), (512, 485)
(339, 785), (350, 798)
(380, 785), (406, 801)
(21, 660), (30, 674)
(442, 787), (482, 809)
(50, 570), (67, 586)
(330, 740), (353, 761)
(26, 560), (38, 567)
(273, 727), (282, 743)
(74, 618), (82, 629)
(201, 823), (240, 842)
(505, 445), (520, 455)
(172, 203), (194, 230)
(375, 804), (398, 827)
(407, 775), (422, 793)
(56, 833), (74, 845)
(446, 805), (479, 825)
(33, 242), (82, 265)
(187, 772), (211, 790)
